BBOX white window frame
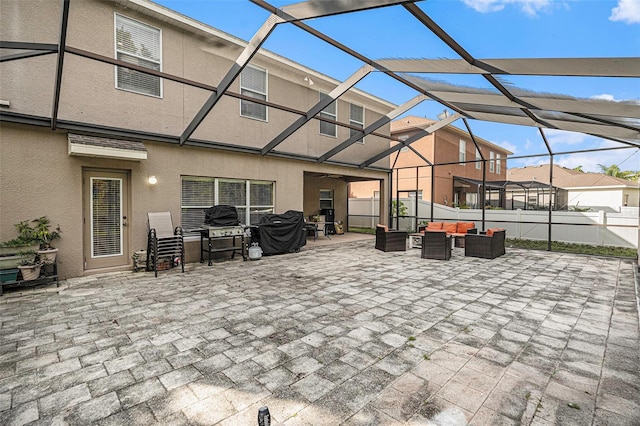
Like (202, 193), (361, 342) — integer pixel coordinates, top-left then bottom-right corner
(496, 153), (501, 174)
(349, 102), (365, 144)
(319, 92), (337, 138)
(475, 148), (482, 169)
(114, 14), (162, 98)
(459, 139), (466, 164)
(490, 151), (495, 173)
(240, 64), (268, 121)
(181, 176), (275, 233)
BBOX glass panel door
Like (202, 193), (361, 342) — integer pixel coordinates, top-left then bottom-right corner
(83, 170), (129, 270)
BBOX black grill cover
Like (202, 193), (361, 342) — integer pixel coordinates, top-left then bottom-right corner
(258, 210), (306, 255)
(204, 205), (240, 226)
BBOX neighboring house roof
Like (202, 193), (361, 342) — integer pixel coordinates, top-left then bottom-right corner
(507, 164), (639, 189)
(391, 116), (513, 155)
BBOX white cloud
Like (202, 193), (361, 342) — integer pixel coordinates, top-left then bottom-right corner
(462, 0), (552, 16)
(610, 0), (640, 24)
(545, 129), (588, 146)
(497, 140), (518, 154)
(591, 93), (617, 101)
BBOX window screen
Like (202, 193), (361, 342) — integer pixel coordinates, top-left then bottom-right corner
(115, 14), (161, 97)
(350, 103), (364, 144)
(240, 65), (267, 120)
(459, 140), (466, 164)
(319, 92), (337, 137)
(181, 177), (274, 230)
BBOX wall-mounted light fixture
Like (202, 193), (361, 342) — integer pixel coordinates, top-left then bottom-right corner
(304, 76), (314, 86)
(148, 175), (158, 185)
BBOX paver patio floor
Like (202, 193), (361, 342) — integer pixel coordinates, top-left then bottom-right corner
(1, 237), (639, 425)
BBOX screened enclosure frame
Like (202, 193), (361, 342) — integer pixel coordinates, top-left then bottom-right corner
(1, 0), (638, 250)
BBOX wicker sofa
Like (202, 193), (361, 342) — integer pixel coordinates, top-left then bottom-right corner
(418, 221), (476, 248)
(464, 228), (506, 259)
(375, 224), (408, 252)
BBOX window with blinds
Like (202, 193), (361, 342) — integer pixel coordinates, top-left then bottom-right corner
(350, 103), (364, 144)
(181, 176), (274, 232)
(115, 14), (162, 97)
(91, 178), (122, 257)
(319, 189), (333, 209)
(476, 148), (482, 169)
(459, 139), (466, 164)
(490, 151), (495, 173)
(240, 65), (267, 120)
(319, 92), (337, 137)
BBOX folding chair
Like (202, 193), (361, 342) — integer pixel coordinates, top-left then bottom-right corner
(146, 212), (185, 277)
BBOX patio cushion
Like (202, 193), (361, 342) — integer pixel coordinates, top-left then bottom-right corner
(486, 228), (504, 236)
(377, 224), (389, 232)
(427, 222), (443, 230)
(443, 222), (458, 234)
(456, 222), (476, 234)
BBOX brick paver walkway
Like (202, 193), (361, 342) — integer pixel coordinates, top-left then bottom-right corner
(1, 238), (638, 425)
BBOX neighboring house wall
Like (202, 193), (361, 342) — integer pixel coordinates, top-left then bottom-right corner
(350, 116), (512, 208)
(0, 0), (394, 278)
(507, 165), (639, 211)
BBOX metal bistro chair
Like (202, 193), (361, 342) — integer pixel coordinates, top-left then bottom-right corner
(146, 212), (185, 277)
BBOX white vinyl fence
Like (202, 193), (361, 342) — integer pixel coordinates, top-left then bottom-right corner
(349, 197), (639, 249)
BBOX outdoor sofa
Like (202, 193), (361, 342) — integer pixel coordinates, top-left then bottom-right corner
(418, 221), (477, 247)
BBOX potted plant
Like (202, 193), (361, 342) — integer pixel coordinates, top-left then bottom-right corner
(0, 220), (40, 269)
(32, 216), (62, 263)
(17, 250), (42, 281)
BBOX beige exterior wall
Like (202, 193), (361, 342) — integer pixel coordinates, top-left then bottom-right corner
(0, 0), (395, 278)
(0, 0), (392, 159)
(0, 123), (387, 278)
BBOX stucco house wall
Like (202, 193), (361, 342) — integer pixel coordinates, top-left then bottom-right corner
(0, 0), (394, 278)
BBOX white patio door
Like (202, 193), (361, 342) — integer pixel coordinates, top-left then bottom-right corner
(83, 170), (130, 270)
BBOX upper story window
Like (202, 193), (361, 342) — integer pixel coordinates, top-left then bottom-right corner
(240, 65), (267, 121)
(319, 92), (337, 137)
(350, 103), (364, 144)
(459, 140), (466, 164)
(115, 14), (162, 97)
(489, 151), (495, 173)
(496, 153), (501, 174)
(475, 148), (482, 169)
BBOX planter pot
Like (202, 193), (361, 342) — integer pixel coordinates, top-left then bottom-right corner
(0, 255), (22, 270)
(18, 264), (42, 281)
(38, 248), (58, 263)
(0, 269), (19, 283)
(0, 243), (40, 257)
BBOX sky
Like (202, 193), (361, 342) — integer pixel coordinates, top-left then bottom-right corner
(154, 0), (640, 173)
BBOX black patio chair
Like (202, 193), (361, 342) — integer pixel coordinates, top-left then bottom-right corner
(375, 224), (407, 252)
(421, 231), (452, 260)
(146, 212), (185, 277)
(464, 229), (506, 259)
